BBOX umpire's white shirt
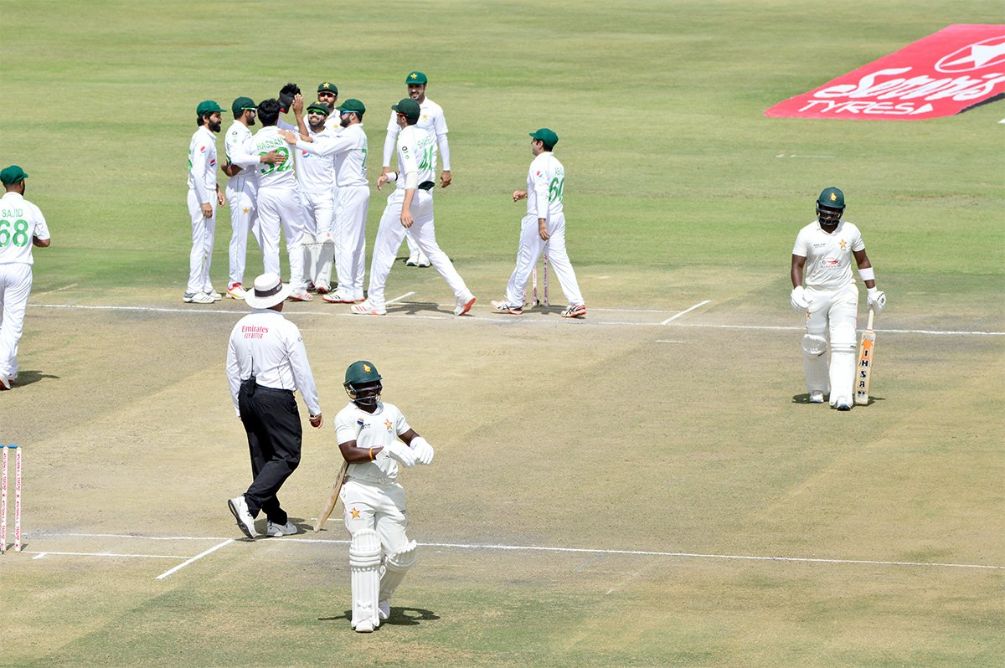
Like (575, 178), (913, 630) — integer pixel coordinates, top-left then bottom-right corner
(335, 401), (410, 485)
(226, 309), (321, 416)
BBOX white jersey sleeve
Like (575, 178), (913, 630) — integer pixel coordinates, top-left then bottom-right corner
(383, 110), (400, 168)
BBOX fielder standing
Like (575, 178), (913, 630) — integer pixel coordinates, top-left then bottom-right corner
(222, 97), (285, 300)
(492, 129), (587, 318)
(251, 98), (313, 301)
(291, 101), (338, 294)
(790, 186), (886, 410)
(354, 98), (475, 317)
(226, 272), (324, 539)
(281, 98), (370, 304)
(184, 100), (227, 304)
(0, 166), (50, 391)
(334, 360), (435, 633)
(382, 71), (452, 268)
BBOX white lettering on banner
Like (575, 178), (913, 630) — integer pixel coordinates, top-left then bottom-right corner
(797, 99), (933, 115)
(815, 68), (1005, 102)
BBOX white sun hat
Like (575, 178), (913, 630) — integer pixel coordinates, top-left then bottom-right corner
(244, 273), (292, 309)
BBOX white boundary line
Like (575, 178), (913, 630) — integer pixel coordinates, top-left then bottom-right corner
(31, 303), (1005, 337)
(661, 300), (712, 325)
(31, 532), (1002, 572)
(155, 539), (234, 580)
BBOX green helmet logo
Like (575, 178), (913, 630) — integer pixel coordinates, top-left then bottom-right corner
(344, 360), (381, 387)
(816, 186), (845, 210)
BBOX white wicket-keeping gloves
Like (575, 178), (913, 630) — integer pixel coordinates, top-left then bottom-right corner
(867, 287), (887, 312)
(790, 286), (811, 311)
(383, 441), (416, 467)
(409, 437), (435, 465)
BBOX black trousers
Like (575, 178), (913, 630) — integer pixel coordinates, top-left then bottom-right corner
(238, 381), (302, 524)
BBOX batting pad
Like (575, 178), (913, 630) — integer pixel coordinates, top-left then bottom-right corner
(349, 528), (382, 629)
(379, 539), (417, 602)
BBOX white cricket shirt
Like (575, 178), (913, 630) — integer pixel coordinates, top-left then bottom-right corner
(224, 121), (259, 191)
(792, 220), (866, 291)
(395, 125), (436, 191)
(252, 126), (296, 191)
(225, 309), (321, 416)
(187, 126), (218, 204)
(0, 192), (49, 266)
(335, 401), (411, 485)
(527, 152), (565, 220)
(294, 125), (337, 194)
(383, 98), (450, 170)
(296, 123), (368, 188)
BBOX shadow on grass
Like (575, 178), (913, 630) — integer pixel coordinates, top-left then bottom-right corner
(11, 369), (60, 388)
(791, 393), (883, 406)
(320, 607), (440, 627)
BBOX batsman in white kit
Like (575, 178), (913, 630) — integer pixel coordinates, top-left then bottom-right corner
(353, 98), (475, 317)
(790, 187), (886, 410)
(334, 360), (435, 633)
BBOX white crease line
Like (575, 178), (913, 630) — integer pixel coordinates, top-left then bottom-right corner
(155, 539), (234, 580)
(54, 532), (232, 541)
(30, 303), (1005, 336)
(30, 532), (1003, 571)
(661, 300), (712, 325)
(385, 291), (416, 305)
(655, 340), (685, 344)
(36, 283), (78, 297)
(24, 550), (181, 559)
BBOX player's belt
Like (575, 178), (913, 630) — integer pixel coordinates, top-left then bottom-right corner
(418, 181), (435, 191)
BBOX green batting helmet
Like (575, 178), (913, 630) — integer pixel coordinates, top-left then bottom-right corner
(344, 361), (382, 407)
(817, 186), (845, 210)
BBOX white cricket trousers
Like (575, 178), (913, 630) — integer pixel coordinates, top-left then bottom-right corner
(301, 189), (335, 288)
(226, 178), (257, 288)
(504, 213), (584, 307)
(803, 283), (858, 403)
(366, 189), (471, 309)
(254, 186), (310, 291)
(186, 190), (216, 294)
(0, 262), (32, 380)
(340, 479), (411, 555)
(336, 185), (370, 298)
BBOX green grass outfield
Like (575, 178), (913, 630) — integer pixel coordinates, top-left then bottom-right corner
(1, 1), (1003, 665)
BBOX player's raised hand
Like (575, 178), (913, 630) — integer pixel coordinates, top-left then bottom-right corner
(292, 94), (304, 115)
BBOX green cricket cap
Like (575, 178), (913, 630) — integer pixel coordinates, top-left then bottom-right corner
(306, 101), (330, 115)
(405, 70), (428, 85)
(392, 98), (421, 120)
(317, 81), (339, 95)
(337, 98), (366, 114)
(231, 96), (256, 116)
(0, 165), (28, 185)
(529, 128), (559, 147)
(817, 186), (845, 210)
(196, 99), (224, 116)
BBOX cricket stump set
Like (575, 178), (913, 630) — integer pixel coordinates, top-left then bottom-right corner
(527, 253), (550, 308)
(1, 444), (23, 554)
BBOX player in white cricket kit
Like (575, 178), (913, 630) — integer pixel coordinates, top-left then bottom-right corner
(354, 99), (475, 317)
(184, 100), (226, 304)
(383, 71), (452, 268)
(334, 360), (435, 633)
(0, 166), (50, 391)
(791, 187), (886, 410)
(281, 98), (370, 304)
(290, 101), (338, 294)
(492, 129), (587, 318)
(251, 98), (312, 301)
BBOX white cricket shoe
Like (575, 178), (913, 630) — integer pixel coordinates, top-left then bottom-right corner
(405, 252), (419, 266)
(207, 290), (224, 301)
(288, 290), (313, 302)
(266, 520), (299, 537)
(809, 391), (825, 404)
(184, 292), (215, 304)
(378, 600), (390, 621)
(453, 293), (476, 316)
(560, 304), (587, 318)
(491, 300), (523, 316)
(322, 289), (356, 304)
(416, 251), (431, 268)
(227, 283), (246, 300)
(834, 399), (852, 411)
(315, 281), (331, 295)
(350, 300), (387, 315)
(0, 373), (11, 391)
(354, 619), (375, 633)
(227, 495), (257, 540)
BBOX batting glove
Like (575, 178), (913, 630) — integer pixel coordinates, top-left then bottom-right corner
(383, 441), (416, 468)
(410, 437), (435, 465)
(867, 287), (887, 312)
(790, 286), (810, 311)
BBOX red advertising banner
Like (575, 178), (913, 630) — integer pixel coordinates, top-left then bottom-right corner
(766, 24), (1005, 120)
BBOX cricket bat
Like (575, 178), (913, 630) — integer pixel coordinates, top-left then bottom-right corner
(314, 460), (349, 532)
(855, 308), (876, 406)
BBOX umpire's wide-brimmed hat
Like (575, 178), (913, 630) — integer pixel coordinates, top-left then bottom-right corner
(245, 273), (292, 309)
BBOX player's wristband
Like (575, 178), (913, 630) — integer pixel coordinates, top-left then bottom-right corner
(385, 171), (398, 182)
(858, 267), (875, 282)
(368, 448), (374, 461)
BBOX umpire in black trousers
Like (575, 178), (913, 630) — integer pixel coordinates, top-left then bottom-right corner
(225, 273), (324, 539)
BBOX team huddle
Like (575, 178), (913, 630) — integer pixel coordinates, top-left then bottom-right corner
(184, 71), (589, 319)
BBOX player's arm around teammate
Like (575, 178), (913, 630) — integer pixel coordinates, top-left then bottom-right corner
(0, 165), (50, 391)
(790, 187), (885, 410)
(333, 360), (434, 633)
